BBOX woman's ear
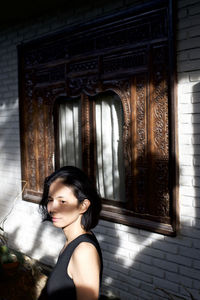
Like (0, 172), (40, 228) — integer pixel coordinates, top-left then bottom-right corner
(80, 199), (91, 213)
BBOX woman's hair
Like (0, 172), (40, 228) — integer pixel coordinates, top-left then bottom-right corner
(39, 166), (102, 231)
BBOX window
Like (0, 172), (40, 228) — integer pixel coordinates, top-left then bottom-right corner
(18, 0), (178, 235)
(54, 97), (82, 169)
(92, 92), (125, 204)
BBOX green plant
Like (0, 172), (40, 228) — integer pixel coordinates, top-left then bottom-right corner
(0, 244), (17, 264)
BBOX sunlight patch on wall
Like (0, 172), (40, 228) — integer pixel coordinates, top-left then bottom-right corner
(178, 80), (198, 227)
(114, 224), (164, 268)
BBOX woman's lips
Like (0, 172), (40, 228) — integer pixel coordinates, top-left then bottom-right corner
(52, 217), (60, 222)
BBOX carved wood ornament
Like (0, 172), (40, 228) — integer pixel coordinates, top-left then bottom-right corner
(18, 0), (178, 235)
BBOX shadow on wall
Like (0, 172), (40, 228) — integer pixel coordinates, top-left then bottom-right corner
(1, 130), (180, 299)
(96, 83), (200, 300)
(95, 152), (179, 300)
(3, 148), (199, 300)
(2, 84), (200, 299)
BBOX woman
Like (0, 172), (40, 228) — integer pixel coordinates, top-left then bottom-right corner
(39, 166), (103, 300)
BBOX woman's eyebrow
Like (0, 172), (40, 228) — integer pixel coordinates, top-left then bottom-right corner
(48, 195), (66, 199)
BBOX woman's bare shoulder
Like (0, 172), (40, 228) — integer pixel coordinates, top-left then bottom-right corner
(73, 241), (99, 261)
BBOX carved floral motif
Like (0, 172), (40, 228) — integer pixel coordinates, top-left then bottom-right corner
(103, 50), (147, 74)
(19, 1), (175, 233)
(136, 75), (146, 161)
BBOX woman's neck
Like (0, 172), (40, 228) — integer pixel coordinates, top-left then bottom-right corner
(63, 225), (87, 245)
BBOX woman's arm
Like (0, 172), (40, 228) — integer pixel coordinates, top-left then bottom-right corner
(68, 242), (101, 300)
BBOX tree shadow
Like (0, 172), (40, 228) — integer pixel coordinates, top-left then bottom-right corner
(92, 153), (179, 300)
(95, 83), (200, 300)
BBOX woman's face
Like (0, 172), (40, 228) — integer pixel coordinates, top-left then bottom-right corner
(47, 179), (83, 229)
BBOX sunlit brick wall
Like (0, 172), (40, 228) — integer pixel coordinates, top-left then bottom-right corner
(0, 1), (200, 299)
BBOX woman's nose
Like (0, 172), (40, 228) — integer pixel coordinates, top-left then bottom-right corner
(48, 200), (58, 213)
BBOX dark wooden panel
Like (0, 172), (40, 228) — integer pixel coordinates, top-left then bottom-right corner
(18, 0), (177, 235)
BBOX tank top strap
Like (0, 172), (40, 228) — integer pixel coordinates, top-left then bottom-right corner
(59, 232), (103, 283)
(60, 232), (100, 260)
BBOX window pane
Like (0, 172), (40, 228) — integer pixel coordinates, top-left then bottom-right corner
(59, 97), (82, 168)
(95, 92), (126, 202)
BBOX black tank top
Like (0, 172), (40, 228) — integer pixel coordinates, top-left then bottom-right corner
(44, 232), (103, 300)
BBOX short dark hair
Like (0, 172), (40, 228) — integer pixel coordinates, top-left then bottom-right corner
(39, 166), (102, 231)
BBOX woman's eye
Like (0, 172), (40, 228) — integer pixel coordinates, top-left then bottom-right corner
(61, 200), (66, 204)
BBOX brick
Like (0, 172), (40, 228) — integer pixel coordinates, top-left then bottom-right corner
(180, 206), (196, 218)
(152, 258), (178, 272)
(139, 282), (155, 297)
(177, 37), (200, 51)
(118, 240), (140, 252)
(153, 278), (179, 293)
(118, 290), (137, 300)
(165, 271), (193, 288)
(118, 273), (140, 288)
(103, 251), (117, 262)
(177, 51), (189, 62)
(101, 234), (119, 247)
(164, 235), (193, 247)
(179, 245), (200, 259)
(178, 59), (200, 73)
(180, 166), (200, 177)
(178, 93), (192, 103)
(166, 253), (192, 267)
(181, 195), (194, 207)
(115, 247), (130, 259)
(179, 102), (194, 113)
(151, 240), (178, 254)
(193, 259), (200, 270)
(140, 263), (165, 278)
(178, 8), (188, 19)
(192, 135), (200, 144)
(180, 175), (193, 186)
(103, 267), (118, 280)
(179, 135), (192, 144)
(181, 226), (200, 239)
(179, 155), (193, 166)
(191, 92), (200, 103)
(193, 238), (200, 249)
(178, 0), (200, 9)
(192, 176), (200, 187)
(180, 186), (200, 198)
(178, 124), (197, 134)
(189, 3), (200, 15)
(179, 82), (200, 94)
(141, 247), (165, 260)
(193, 278), (200, 289)
(180, 265), (200, 280)
(190, 71), (200, 82)
(189, 48), (200, 60)
(124, 225), (139, 235)
(108, 261), (130, 275)
(193, 197), (200, 208)
(133, 253), (152, 265)
(178, 14), (200, 30)
(129, 268), (152, 283)
(128, 234), (153, 247)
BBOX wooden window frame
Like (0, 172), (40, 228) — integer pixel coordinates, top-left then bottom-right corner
(18, 0), (178, 235)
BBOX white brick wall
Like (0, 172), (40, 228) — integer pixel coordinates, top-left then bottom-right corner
(0, 1), (200, 299)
